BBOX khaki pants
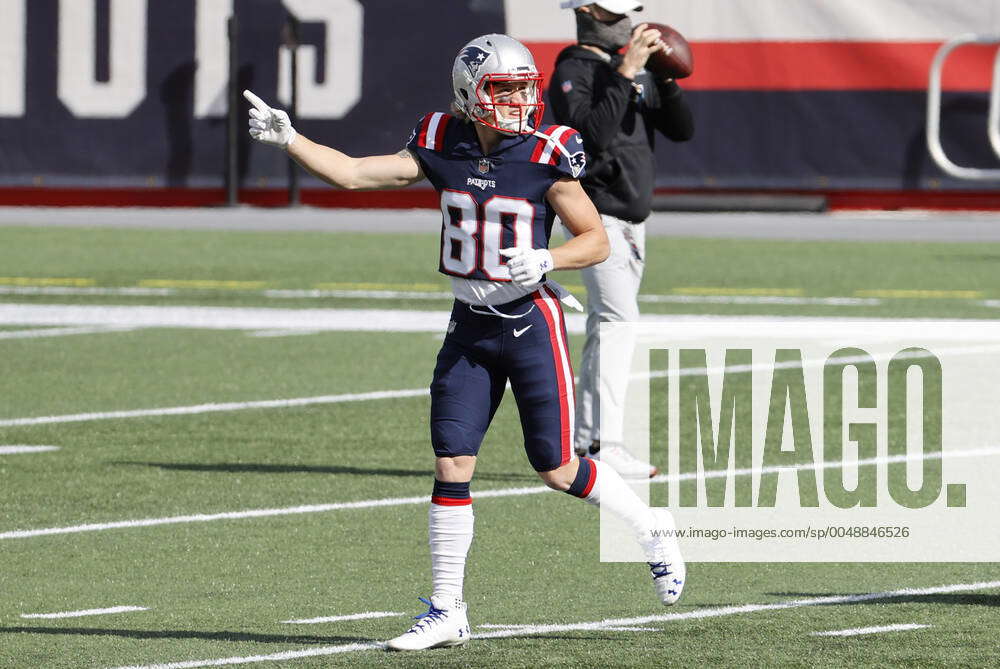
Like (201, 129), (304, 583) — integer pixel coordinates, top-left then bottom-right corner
(569, 214), (645, 452)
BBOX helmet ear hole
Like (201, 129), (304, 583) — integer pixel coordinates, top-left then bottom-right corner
(460, 89), (469, 100)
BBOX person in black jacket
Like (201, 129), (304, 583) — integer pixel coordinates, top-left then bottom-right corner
(550, 0), (694, 478)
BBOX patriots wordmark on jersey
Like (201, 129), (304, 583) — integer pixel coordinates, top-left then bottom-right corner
(407, 112), (587, 282)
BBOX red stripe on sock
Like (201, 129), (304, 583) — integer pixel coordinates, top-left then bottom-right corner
(431, 496), (473, 506)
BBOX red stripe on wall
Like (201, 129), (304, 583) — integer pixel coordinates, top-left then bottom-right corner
(3, 187), (999, 211)
(0, 187), (441, 208)
(525, 41), (998, 92)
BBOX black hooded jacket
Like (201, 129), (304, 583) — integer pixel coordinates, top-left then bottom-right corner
(547, 45), (694, 222)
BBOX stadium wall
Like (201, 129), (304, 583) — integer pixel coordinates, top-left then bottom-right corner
(1, 0), (999, 208)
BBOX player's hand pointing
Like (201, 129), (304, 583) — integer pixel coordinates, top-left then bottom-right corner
(244, 89), (297, 149)
(500, 247), (554, 287)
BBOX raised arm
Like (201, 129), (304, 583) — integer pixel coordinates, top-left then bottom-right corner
(244, 90), (424, 190)
(287, 137), (424, 190)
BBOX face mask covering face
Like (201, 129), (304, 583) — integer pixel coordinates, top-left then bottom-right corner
(576, 10), (633, 53)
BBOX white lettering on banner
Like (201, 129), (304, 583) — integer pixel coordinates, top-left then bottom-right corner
(194, 0), (233, 118)
(278, 0), (363, 119)
(0, 0), (25, 117)
(58, 0), (147, 118)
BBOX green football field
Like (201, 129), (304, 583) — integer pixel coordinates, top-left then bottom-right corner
(1, 222), (998, 668)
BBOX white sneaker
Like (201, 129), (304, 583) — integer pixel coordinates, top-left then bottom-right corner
(385, 596), (471, 651)
(643, 509), (686, 606)
(593, 443), (659, 479)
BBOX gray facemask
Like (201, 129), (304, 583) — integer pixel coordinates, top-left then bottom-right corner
(575, 10), (632, 53)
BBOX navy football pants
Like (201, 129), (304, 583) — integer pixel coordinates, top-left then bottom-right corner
(430, 286), (575, 472)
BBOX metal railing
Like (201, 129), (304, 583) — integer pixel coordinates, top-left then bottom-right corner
(926, 33), (1000, 180)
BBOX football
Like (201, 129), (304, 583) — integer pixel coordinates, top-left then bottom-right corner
(642, 22), (694, 79)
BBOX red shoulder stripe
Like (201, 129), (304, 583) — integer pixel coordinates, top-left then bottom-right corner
(534, 126), (573, 166)
(432, 114), (451, 151)
(416, 113), (435, 149)
(530, 125), (558, 163)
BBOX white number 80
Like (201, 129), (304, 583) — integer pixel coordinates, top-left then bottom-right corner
(440, 190), (536, 280)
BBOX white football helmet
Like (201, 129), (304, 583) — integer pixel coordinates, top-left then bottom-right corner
(452, 34), (544, 136)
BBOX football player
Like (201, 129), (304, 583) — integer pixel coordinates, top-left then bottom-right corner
(245, 33), (684, 652)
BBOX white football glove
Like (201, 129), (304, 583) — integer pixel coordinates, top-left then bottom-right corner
(499, 247), (554, 287)
(243, 89), (297, 148)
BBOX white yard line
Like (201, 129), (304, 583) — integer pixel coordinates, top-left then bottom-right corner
(111, 643), (383, 669)
(264, 289), (453, 300)
(811, 623), (931, 637)
(245, 330), (321, 338)
(0, 388), (430, 428)
(0, 325), (137, 339)
(0, 486), (549, 540)
(0, 287), (173, 296)
(280, 611), (403, 625)
(0, 303), (454, 333)
(637, 294), (881, 306)
(0, 445), (60, 454)
(21, 606), (148, 619)
(3, 284), (884, 306)
(266, 288), (883, 306)
(478, 622), (658, 631)
(5, 304), (993, 338)
(1, 285), (989, 305)
(4, 448), (998, 541)
(3, 343), (990, 428)
(107, 581), (1000, 669)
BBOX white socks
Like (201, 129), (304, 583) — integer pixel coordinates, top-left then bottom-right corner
(428, 503), (474, 599)
(426, 458), (657, 601)
(581, 457), (656, 538)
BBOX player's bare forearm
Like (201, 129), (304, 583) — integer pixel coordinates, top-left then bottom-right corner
(286, 135), (424, 190)
(551, 224), (609, 270)
(546, 178), (609, 269)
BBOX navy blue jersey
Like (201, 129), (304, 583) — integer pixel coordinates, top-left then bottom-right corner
(406, 113), (587, 282)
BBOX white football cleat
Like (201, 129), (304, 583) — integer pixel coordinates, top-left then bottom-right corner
(593, 443), (659, 479)
(644, 509), (686, 606)
(385, 596), (471, 651)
